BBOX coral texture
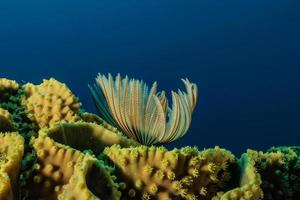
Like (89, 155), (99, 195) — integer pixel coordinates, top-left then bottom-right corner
(0, 108), (15, 132)
(104, 145), (235, 200)
(21, 78), (82, 128)
(0, 133), (24, 200)
(28, 127), (121, 200)
(0, 77), (298, 200)
(0, 78), (19, 102)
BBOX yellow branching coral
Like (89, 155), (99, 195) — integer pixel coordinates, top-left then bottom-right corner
(0, 108), (15, 132)
(0, 132), (24, 200)
(89, 73), (198, 145)
(21, 78), (82, 128)
(104, 145), (235, 200)
(29, 130), (121, 200)
(40, 122), (139, 155)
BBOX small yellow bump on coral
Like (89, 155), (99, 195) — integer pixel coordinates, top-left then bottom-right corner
(189, 156), (200, 167)
(44, 164), (54, 174)
(142, 193), (151, 200)
(50, 145), (58, 154)
(118, 156), (128, 167)
(181, 176), (193, 186)
(53, 171), (63, 182)
(199, 187), (207, 196)
(166, 170), (176, 180)
(36, 149), (46, 158)
(34, 163), (41, 170)
(160, 159), (169, 170)
(54, 186), (61, 193)
(135, 180), (143, 190)
(172, 180), (183, 191)
(210, 174), (218, 182)
(128, 189), (136, 197)
(186, 193), (197, 200)
(130, 149), (139, 160)
(188, 168), (199, 178)
(178, 188), (188, 197)
(202, 162), (216, 173)
(149, 184), (158, 194)
(144, 164), (154, 175)
(66, 161), (74, 168)
(154, 170), (165, 181)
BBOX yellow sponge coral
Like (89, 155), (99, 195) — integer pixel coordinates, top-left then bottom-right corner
(104, 145), (235, 200)
(29, 126), (123, 200)
(58, 155), (121, 200)
(0, 78), (19, 91)
(0, 108), (15, 132)
(212, 151), (263, 200)
(29, 135), (85, 199)
(21, 78), (82, 128)
(39, 122), (139, 155)
(80, 112), (121, 134)
(0, 132), (24, 200)
(0, 78), (19, 102)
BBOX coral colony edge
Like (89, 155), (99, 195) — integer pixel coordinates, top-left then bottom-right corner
(0, 75), (298, 200)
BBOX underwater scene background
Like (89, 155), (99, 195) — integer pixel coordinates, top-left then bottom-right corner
(1, 0), (300, 155)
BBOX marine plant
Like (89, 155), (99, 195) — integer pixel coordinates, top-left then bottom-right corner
(89, 73), (198, 145)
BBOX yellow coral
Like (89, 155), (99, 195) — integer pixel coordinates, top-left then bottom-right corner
(58, 155), (121, 200)
(0, 108), (14, 132)
(0, 78), (19, 102)
(0, 132), (24, 200)
(80, 112), (120, 133)
(29, 134), (86, 199)
(0, 78), (19, 92)
(40, 122), (139, 154)
(29, 126), (124, 200)
(21, 78), (82, 128)
(212, 151), (263, 200)
(104, 145), (235, 200)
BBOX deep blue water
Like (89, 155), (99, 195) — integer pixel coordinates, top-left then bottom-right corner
(1, 1), (300, 155)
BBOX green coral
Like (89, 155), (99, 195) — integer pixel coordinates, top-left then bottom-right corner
(255, 146), (300, 200)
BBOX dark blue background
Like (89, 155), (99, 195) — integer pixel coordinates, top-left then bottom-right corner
(1, 1), (299, 155)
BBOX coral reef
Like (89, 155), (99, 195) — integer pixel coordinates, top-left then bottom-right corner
(0, 108), (15, 132)
(0, 132), (24, 200)
(0, 78), (19, 102)
(104, 145), (235, 200)
(21, 78), (82, 128)
(0, 77), (299, 200)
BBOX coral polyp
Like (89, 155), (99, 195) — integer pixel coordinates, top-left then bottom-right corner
(0, 77), (299, 200)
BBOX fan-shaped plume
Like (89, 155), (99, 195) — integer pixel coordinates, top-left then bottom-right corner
(89, 73), (198, 145)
